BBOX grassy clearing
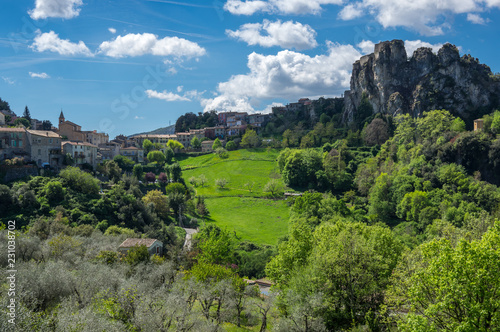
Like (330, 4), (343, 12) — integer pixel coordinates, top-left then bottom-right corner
(204, 197), (290, 246)
(178, 148), (281, 169)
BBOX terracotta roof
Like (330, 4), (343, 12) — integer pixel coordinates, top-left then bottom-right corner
(119, 238), (161, 248)
(62, 141), (97, 147)
(0, 128), (25, 132)
(121, 146), (142, 150)
(27, 130), (61, 138)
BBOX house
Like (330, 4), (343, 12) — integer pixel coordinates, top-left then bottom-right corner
(84, 130), (109, 145)
(227, 125), (247, 137)
(27, 130), (63, 168)
(474, 119), (484, 131)
(62, 141), (98, 169)
(120, 146), (144, 163)
(176, 132), (191, 147)
(0, 128), (30, 161)
(118, 238), (163, 256)
(201, 139), (225, 152)
(130, 134), (177, 147)
(58, 111), (86, 141)
(227, 112), (248, 128)
(98, 141), (121, 161)
(189, 128), (206, 141)
(204, 126), (226, 140)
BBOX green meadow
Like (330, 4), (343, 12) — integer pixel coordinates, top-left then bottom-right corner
(178, 148), (290, 245)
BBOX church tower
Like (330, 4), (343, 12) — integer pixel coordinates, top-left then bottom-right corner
(59, 110), (65, 126)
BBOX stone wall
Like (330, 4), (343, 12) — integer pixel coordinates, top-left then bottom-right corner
(1, 165), (38, 183)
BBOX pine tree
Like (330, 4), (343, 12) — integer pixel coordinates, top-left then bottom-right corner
(23, 106), (31, 121)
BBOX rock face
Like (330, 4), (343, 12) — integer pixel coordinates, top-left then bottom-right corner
(344, 40), (500, 123)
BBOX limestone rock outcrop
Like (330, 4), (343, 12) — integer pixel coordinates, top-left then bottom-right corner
(343, 40), (500, 124)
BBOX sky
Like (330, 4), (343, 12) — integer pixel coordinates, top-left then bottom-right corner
(1, 0), (500, 137)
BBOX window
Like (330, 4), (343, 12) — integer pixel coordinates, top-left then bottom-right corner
(38, 149), (41, 155)
(156, 246), (160, 254)
(11, 140), (16, 147)
(49, 138), (53, 144)
(19, 141), (22, 148)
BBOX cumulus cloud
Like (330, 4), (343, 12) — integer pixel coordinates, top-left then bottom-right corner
(338, 3), (363, 20)
(146, 89), (191, 102)
(404, 40), (444, 56)
(337, 0), (500, 36)
(98, 33), (206, 58)
(226, 19), (318, 50)
(467, 13), (488, 24)
(202, 42), (361, 112)
(224, 0), (342, 15)
(2, 77), (15, 85)
(108, 27), (117, 34)
(357, 39), (446, 57)
(31, 30), (93, 57)
(29, 72), (50, 79)
(29, 0), (83, 20)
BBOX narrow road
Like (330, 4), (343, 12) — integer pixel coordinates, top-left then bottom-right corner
(182, 228), (198, 251)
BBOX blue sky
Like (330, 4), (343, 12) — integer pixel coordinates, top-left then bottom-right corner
(1, 0), (499, 136)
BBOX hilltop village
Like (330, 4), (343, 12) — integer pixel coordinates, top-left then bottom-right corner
(0, 98), (325, 171)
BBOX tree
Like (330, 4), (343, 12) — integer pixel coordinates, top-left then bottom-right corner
(145, 172), (156, 184)
(59, 166), (100, 195)
(491, 110), (500, 134)
(14, 117), (30, 128)
(168, 163), (182, 182)
(263, 179), (283, 197)
(124, 245), (150, 265)
(241, 129), (260, 148)
(164, 147), (174, 164)
(191, 136), (201, 149)
(198, 174), (207, 187)
(215, 178), (228, 189)
(42, 120), (52, 130)
(105, 160), (122, 182)
(44, 180), (65, 205)
(363, 118), (390, 145)
(142, 139), (153, 155)
(142, 189), (169, 219)
(113, 155), (134, 172)
(196, 225), (235, 265)
(215, 147), (228, 159)
(212, 138), (222, 150)
(23, 106), (32, 122)
(158, 172), (168, 186)
(147, 150), (166, 164)
(132, 164), (143, 179)
(225, 141), (237, 151)
(389, 222), (500, 331)
(167, 139), (184, 152)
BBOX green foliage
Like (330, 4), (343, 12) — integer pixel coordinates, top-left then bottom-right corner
(96, 250), (119, 264)
(491, 110), (500, 134)
(241, 129), (260, 148)
(215, 147), (229, 159)
(132, 164), (143, 179)
(14, 117), (30, 128)
(281, 149), (322, 188)
(104, 225), (135, 236)
(225, 140), (237, 151)
(43, 180), (65, 205)
(147, 150), (166, 164)
(215, 178), (228, 189)
(196, 225), (235, 265)
(59, 166), (100, 195)
(124, 245), (150, 265)
(167, 139), (184, 152)
(142, 139), (153, 154)
(390, 222), (500, 331)
(263, 178), (283, 197)
(142, 189), (169, 219)
(164, 146), (174, 164)
(212, 138), (222, 150)
(191, 136), (201, 149)
(105, 160), (122, 182)
(113, 155), (135, 172)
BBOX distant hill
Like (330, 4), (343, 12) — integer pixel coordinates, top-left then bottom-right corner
(129, 124), (175, 137)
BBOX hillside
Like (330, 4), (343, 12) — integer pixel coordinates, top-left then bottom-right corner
(129, 124), (175, 137)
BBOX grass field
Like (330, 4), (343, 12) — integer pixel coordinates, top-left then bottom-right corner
(204, 197), (290, 246)
(180, 148), (286, 197)
(178, 148), (290, 245)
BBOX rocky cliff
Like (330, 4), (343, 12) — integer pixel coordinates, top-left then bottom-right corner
(343, 39), (500, 124)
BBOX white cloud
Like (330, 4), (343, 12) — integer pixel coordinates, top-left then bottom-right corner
(29, 0), (83, 20)
(2, 77), (15, 85)
(467, 13), (488, 24)
(404, 40), (444, 56)
(224, 0), (342, 15)
(177, 85), (183, 92)
(202, 42), (361, 112)
(226, 19), (318, 50)
(338, 3), (363, 20)
(108, 27), (117, 34)
(98, 33), (206, 58)
(134, 116), (144, 120)
(146, 89), (191, 102)
(29, 72), (50, 79)
(31, 30), (93, 57)
(357, 40), (375, 54)
(337, 0), (500, 36)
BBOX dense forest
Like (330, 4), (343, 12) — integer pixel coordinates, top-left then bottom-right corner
(1, 106), (500, 331)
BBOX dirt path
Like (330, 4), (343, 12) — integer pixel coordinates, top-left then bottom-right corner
(182, 228), (198, 250)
